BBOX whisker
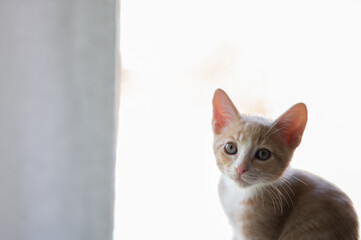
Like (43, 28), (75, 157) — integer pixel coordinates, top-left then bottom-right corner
(273, 184), (290, 209)
(279, 176), (292, 185)
(264, 187), (277, 214)
(260, 187), (265, 208)
(263, 120), (279, 138)
(269, 185), (284, 214)
(279, 183), (294, 208)
(254, 185), (259, 202)
(262, 120), (287, 142)
(292, 176), (308, 186)
(264, 174), (295, 210)
(279, 177), (295, 197)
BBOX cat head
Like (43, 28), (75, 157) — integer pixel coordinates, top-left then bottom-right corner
(212, 89), (307, 189)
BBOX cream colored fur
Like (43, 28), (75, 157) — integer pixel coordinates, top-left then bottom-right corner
(212, 89), (359, 240)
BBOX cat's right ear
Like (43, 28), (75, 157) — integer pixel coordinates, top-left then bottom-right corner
(212, 89), (240, 134)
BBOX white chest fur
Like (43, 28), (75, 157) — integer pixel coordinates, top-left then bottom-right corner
(218, 175), (258, 240)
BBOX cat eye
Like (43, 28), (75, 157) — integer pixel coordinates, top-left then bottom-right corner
(224, 142), (237, 155)
(255, 148), (271, 161)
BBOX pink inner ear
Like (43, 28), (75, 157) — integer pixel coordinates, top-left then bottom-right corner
(276, 103), (308, 148)
(212, 89), (239, 134)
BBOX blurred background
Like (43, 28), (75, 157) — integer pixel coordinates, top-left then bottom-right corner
(115, 0), (361, 239)
(0, 1), (117, 239)
(1, 1), (360, 239)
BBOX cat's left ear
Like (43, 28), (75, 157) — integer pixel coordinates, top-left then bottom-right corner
(275, 103), (308, 149)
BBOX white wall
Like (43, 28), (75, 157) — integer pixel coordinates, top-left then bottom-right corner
(0, 1), (117, 239)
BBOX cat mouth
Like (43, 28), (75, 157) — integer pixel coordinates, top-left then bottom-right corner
(235, 177), (252, 188)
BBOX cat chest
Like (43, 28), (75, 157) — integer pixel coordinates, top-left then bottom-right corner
(218, 177), (255, 238)
(219, 191), (254, 239)
(220, 195), (280, 239)
(219, 178), (280, 240)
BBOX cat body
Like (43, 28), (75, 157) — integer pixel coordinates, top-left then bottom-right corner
(212, 89), (358, 240)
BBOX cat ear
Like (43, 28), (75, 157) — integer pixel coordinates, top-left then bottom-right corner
(212, 89), (240, 134)
(275, 103), (308, 149)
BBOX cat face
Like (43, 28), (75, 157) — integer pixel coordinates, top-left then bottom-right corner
(212, 89), (307, 189)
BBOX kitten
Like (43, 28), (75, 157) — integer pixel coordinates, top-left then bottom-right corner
(212, 89), (359, 240)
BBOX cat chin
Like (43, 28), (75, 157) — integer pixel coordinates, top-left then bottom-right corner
(233, 178), (253, 189)
(223, 174), (260, 189)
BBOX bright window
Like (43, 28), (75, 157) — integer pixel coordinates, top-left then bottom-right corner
(115, 0), (361, 239)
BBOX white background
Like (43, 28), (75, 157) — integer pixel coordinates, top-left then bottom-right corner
(115, 0), (361, 239)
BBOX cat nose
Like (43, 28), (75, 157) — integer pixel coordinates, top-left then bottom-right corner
(236, 166), (248, 178)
